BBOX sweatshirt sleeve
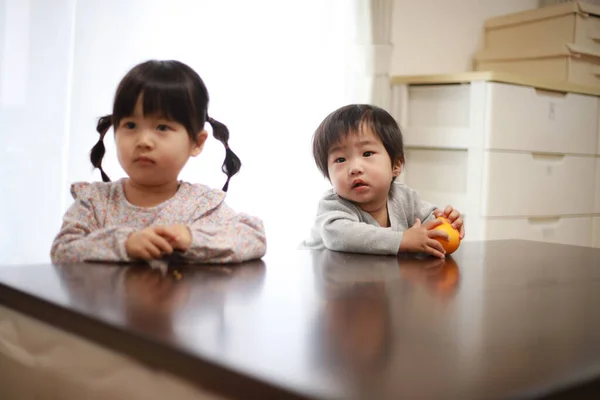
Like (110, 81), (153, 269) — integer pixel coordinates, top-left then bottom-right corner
(182, 202), (267, 264)
(314, 196), (403, 255)
(412, 191), (438, 224)
(50, 185), (135, 264)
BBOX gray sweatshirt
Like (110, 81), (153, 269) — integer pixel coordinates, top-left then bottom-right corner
(302, 182), (437, 255)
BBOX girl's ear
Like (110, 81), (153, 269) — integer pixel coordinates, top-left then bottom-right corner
(392, 158), (402, 177)
(190, 130), (208, 157)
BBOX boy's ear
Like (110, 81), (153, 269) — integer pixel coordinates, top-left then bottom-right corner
(190, 130), (208, 157)
(392, 158), (403, 177)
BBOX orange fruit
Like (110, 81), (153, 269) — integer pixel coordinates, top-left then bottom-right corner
(432, 217), (460, 254)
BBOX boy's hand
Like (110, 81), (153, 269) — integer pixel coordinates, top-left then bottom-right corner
(158, 224), (193, 252)
(434, 205), (465, 239)
(399, 218), (449, 259)
(125, 226), (174, 261)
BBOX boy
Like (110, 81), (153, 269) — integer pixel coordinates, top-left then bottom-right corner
(303, 104), (464, 258)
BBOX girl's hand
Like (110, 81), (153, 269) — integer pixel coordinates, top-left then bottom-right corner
(399, 218), (449, 259)
(159, 224), (193, 252)
(125, 227), (174, 261)
(434, 205), (465, 239)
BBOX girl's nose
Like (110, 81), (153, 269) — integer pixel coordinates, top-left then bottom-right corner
(136, 130), (154, 149)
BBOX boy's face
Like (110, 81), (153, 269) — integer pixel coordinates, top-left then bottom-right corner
(327, 127), (401, 212)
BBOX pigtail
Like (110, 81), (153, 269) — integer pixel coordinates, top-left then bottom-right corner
(207, 117), (241, 192)
(90, 114), (112, 182)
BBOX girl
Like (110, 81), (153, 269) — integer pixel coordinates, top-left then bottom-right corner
(303, 104), (464, 259)
(51, 60), (266, 264)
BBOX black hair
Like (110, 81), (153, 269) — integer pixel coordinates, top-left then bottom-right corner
(90, 60), (241, 192)
(312, 104), (405, 181)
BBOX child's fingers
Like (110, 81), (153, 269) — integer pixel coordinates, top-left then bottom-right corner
(428, 230), (449, 241)
(428, 238), (446, 254)
(426, 241), (446, 259)
(459, 224), (465, 239)
(152, 225), (178, 240)
(448, 209), (460, 222)
(433, 208), (444, 217)
(412, 218), (422, 227)
(149, 234), (174, 254)
(451, 218), (462, 230)
(144, 243), (164, 259)
(444, 205), (453, 217)
(134, 245), (158, 261)
(423, 218), (443, 230)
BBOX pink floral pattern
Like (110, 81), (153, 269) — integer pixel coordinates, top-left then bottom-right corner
(51, 179), (266, 264)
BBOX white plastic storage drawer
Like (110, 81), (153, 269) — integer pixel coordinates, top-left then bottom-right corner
(484, 216), (593, 247)
(596, 159), (600, 213)
(594, 218), (600, 248)
(401, 148), (469, 214)
(482, 151), (596, 217)
(486, 83), (598, 155)
(598, 117), (600, 155)
(403, 84), (471, 148)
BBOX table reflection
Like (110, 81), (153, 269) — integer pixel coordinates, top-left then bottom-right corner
(311, 250), (462, 394)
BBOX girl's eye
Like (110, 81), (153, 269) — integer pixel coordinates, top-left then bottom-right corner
(123, 122), (136, 129)
(363, 151), (374, 157)
(334, 157), (346, 164)
(157, 124), (170, 132)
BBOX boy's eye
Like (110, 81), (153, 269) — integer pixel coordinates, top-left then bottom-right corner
(123, 121), (136, 129)
(334, 157), (346, 163)
(363, 151), (374, 157)
(157, 124), (170, 132)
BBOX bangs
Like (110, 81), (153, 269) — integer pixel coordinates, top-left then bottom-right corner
(112, 62), (203, 134)
(313, 106), (376, 169)
(312, 104), (403, 179)
(322, 109), (376, 154)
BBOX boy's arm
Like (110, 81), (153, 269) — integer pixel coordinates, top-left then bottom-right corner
(316, 197), (403, 255)
(417, 198), (438, 224)
(398, 185), (438, 223)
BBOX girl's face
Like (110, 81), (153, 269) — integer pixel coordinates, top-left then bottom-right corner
(115, 95), (207, 187)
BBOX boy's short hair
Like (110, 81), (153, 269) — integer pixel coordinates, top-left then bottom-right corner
(312, 104), (405, 180)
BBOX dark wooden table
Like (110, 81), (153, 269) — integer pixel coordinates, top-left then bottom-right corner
(1, 240), (600, 399)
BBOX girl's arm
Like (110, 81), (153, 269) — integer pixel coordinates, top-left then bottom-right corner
(181, 203), (267, 263)
(50, 199), (135, 264)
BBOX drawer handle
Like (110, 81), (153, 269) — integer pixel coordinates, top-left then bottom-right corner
(534, 88), (567, 97)
(531, 152), (565, 162)
(589, 29), (600, 41)
(527, 216), (560, 226)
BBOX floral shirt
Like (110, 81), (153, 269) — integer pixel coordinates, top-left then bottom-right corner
(51, 179), (266, 264)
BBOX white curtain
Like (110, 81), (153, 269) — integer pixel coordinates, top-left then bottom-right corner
(0, 0), (77, 266)
(352, 0), (395, 111)
(0, 0), (379, 265)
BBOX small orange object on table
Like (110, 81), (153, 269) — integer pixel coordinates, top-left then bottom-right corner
(433, 217), (461, 255)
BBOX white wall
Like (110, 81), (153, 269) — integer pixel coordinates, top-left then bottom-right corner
(391, 0), (539, 75)
(0, 0), (76, 266)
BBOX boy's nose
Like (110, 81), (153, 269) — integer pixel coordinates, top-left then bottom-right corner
(348, 161), (363, 176)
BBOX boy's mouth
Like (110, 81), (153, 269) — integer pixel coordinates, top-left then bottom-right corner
(352, 180), (368, 189)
